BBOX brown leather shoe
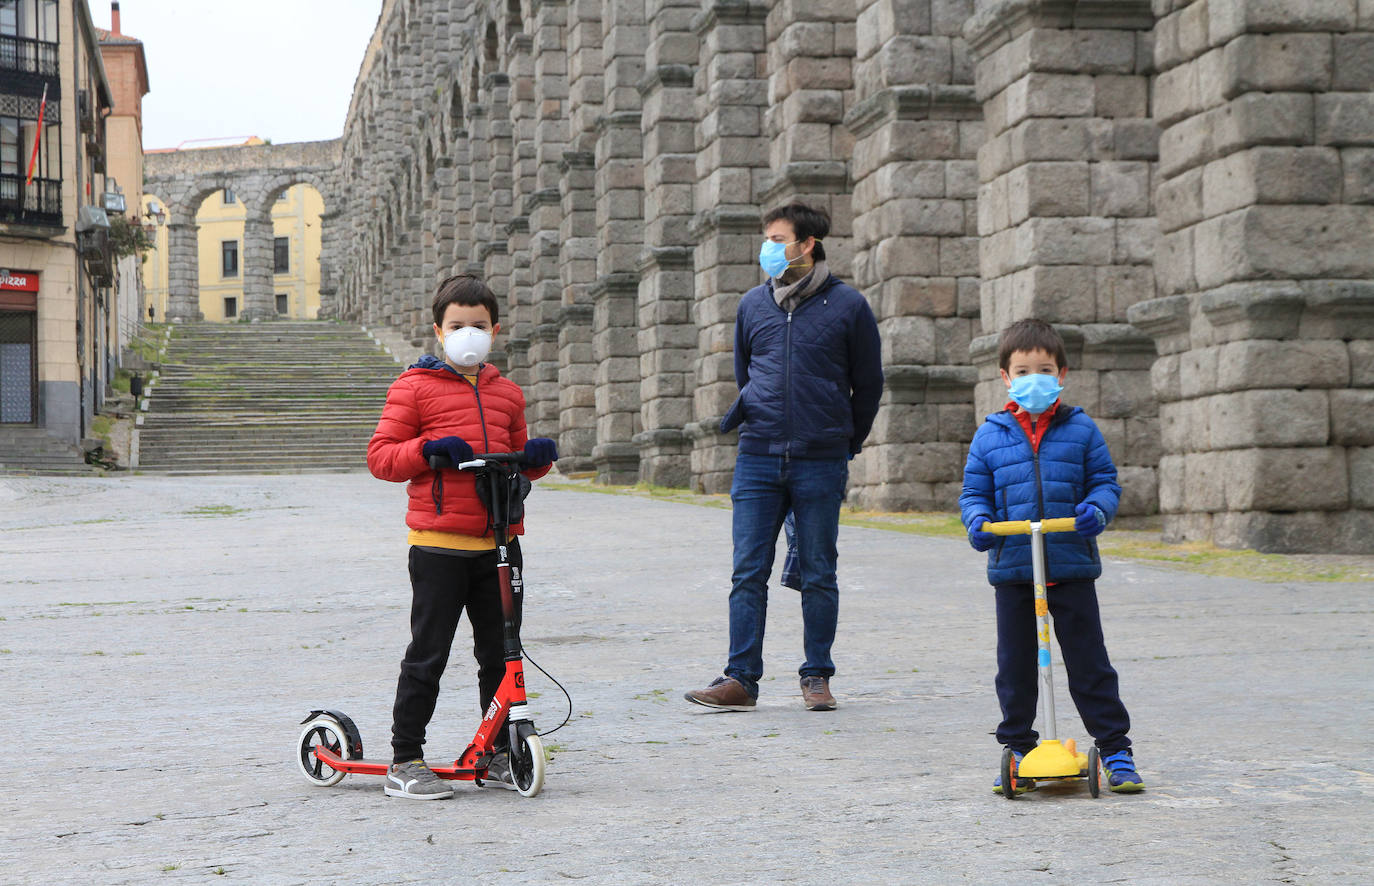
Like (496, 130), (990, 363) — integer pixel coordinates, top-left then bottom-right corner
(683, 676), (755, 711)
(800, 676), (836, 711)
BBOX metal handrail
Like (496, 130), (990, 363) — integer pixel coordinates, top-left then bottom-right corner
(0, 173), (62, 225)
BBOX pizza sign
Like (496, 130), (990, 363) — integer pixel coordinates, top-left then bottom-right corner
(0, 273), (39, 292)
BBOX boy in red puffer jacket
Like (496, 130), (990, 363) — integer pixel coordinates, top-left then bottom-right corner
(367, 274), (558, 800)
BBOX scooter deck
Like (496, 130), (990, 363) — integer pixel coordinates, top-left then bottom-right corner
(314, 744), (489, 782)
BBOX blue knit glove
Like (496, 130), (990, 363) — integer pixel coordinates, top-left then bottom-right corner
(422, 436), (474, 466)
(523, 437), (559, 467)
(1075, 502), (1107, 538)
(969, 517), (996, 552)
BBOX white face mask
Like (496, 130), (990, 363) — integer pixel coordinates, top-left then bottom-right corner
(443, 326), (492, 366)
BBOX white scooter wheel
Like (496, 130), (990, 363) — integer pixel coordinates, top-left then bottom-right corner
(298, 716), (352, 787)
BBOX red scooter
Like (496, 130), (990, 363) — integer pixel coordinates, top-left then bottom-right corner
(296, 452), (546, 797)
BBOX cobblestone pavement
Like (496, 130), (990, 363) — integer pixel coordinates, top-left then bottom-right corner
(2, 472), (1371, 885)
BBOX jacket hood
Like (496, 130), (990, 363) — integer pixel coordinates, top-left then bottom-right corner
(404, 354), (500, 381)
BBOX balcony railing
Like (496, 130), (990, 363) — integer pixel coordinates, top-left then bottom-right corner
(0, 174), (63, 229)
(0, 34), (60, 79)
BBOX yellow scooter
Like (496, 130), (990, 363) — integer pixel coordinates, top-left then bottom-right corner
(982, 517), (1101, 799)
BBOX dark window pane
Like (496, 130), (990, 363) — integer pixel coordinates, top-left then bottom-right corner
(221, 240), (238, 277)
(224, 297), (237, 319)
(274, 236), (289, 274)
(276, 293), (288, 315)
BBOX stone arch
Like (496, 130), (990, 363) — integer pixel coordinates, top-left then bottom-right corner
(144, 140), (341, 323)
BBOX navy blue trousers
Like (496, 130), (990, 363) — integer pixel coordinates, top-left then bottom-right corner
(994, 579), (1131, 754)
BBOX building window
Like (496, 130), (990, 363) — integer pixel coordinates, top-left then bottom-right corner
(221, 240), (238, 277)
(276, 190), (287, 203)
(222, 188), (236, 205)
(276, 293), (288, 315)
(274, 236), (289, 274)
(224, 296), (237, 319)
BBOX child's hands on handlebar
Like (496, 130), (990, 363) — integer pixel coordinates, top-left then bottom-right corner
(423, 436), (474, 465)
(968, 516), (997, 552)
(523, 437), (558, 467)
(1074, 502), (1106, 538)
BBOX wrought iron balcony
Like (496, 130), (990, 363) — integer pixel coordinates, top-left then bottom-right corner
(0, 33), (59, 84)
(0, 173), (63, 230)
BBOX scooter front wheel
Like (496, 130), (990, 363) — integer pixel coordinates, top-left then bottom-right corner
(511, 732), (546, 798)
(1087, 747), (1101, 798)
(298, 716), (352, 787)
(1000, 747), (1019, 801)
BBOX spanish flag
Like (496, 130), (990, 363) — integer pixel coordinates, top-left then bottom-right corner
(25, 83), (48, 185)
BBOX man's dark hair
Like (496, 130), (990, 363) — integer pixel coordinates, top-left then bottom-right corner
(762, 201), (830, 262)
(433, 274), (499, 327)
(998, 318), (1067, 371)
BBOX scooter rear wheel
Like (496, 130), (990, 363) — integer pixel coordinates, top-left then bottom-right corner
(298, 716), (352, 787)
(511, 733), (545, 798)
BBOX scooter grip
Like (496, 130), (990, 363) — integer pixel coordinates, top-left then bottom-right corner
(980, 517), (1078, 535)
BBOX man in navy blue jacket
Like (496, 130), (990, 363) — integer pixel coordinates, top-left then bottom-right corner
(685, 202), (884, 713)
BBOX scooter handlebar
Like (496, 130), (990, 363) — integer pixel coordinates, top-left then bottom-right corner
(428, 451), (526, 471)
(980, 517), (1078, 536)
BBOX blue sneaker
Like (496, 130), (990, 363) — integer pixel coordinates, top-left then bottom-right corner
(1102, 750), (1145, 793)
(993, 749), (1036, 795)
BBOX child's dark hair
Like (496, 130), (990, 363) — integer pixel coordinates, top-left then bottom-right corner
(998, 319), (1067, 371)
(762, 201), (829, 261)
(433, 274), (499, 327)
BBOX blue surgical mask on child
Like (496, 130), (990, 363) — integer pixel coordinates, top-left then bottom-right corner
(758, 240), (795, 278)
(1007, 373), (1063, 414)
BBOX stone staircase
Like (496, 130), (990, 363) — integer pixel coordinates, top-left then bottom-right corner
(0, 425), (98, 475)
(135, 322), (403, 473)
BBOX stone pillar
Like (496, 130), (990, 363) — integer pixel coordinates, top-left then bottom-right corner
(634, 0), (698, 487)
(484, 73), (516, 319)
(966, 0), (1160, 520)
(523, 0), (570, 437)
(689, 0), (771, 494)
(505, 32), (538, 389)
(762, 0), (854, 263)
(240, 213), (276, 322)
(844, 0), (981, 511)
(590, 0), (647, 484)
(554, 0), (605, 472)
(1128, 0), (1374, 553)
(164, 220), (203, 322)
(558, 150), (598, 473)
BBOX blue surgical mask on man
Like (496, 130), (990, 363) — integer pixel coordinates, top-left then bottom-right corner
(759, 239), (795, 279)
(1007, 373), (1063, 414)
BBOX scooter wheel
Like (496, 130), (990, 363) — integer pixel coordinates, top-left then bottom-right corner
(1087, 747), (1101, 798)
(1000, 747), (1019, 801)
(298, 716), (352, 787)
(511, 733), (546, 798)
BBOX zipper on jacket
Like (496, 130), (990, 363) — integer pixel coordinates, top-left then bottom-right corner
(783, 311), (793, 459)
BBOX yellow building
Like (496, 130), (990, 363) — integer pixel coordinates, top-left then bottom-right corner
(142, 172), (323, 322)
(1, 0), (123, 445)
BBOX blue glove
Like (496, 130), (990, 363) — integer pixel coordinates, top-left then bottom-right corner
(1075, 502), (1107, 538)
(422, 436), (474, 466)
(523, 437), (558, 467)
(969, 517), (996, 552)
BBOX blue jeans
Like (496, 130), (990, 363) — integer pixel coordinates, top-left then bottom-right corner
(725, 452), (848, 698)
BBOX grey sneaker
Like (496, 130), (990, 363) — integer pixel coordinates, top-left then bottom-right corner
(384, 759), (454, 800)
(481, 750), (518, 791)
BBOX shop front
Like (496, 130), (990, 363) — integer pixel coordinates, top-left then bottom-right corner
(0, 269), (39, 423)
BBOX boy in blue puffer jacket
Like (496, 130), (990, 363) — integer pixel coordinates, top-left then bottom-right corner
(959, 319), (1144, 795)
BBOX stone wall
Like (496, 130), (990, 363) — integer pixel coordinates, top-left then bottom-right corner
(324, 0), (1374, 553)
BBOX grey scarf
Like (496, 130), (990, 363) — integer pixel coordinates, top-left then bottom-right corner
(773, 260), (830, 313)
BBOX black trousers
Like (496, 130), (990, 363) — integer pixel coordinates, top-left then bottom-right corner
(994, 578), (1131, 754)
(391, 542), (522, 764)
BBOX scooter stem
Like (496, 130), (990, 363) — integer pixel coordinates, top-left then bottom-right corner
(1030, 521), (1057, 742)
